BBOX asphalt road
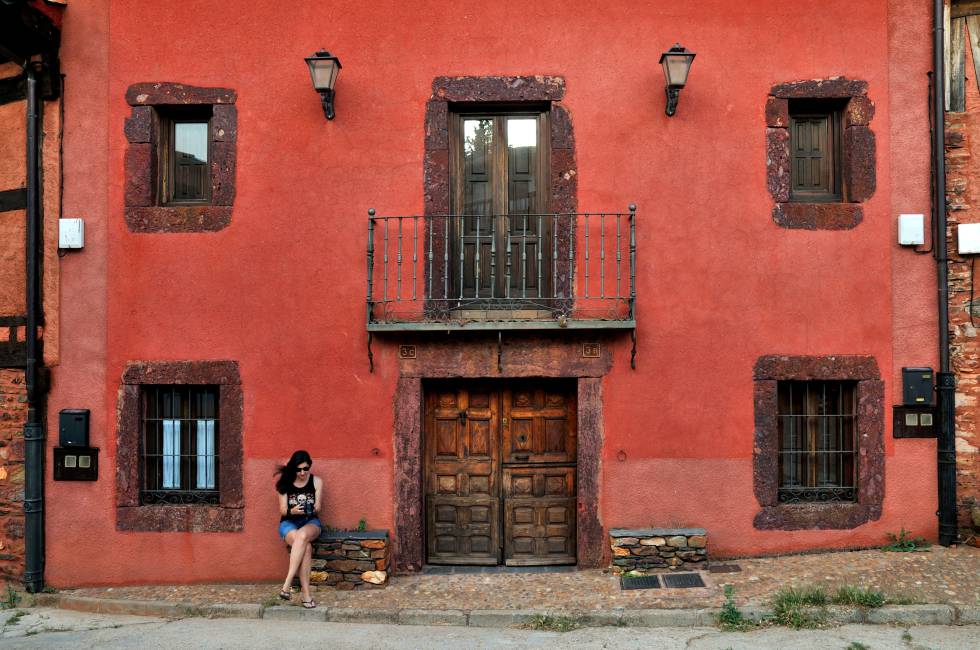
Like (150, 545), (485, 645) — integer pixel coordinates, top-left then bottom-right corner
(1, 608), (978, 649)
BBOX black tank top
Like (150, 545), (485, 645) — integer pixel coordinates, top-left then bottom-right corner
(281, 476), (316, 522)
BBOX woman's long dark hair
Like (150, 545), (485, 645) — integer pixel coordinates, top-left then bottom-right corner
(275, 449), (313, 494)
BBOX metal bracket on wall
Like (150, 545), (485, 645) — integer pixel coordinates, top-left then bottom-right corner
(497, 331), (503, 373)
(367, 332), (374, 373)
(630, 329), (637, 370)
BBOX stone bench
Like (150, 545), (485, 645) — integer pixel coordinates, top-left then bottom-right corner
(609, 527), (708, 574)
(309, 530), (390, 590)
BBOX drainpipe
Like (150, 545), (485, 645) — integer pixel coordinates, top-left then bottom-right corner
(933, 0), (958, 547)
(23, 61), (46, 592)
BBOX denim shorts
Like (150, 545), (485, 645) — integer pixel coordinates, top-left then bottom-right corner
(279, 517), (322, 539)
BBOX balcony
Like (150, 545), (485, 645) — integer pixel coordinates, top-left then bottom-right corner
(367, 208), (636, 332)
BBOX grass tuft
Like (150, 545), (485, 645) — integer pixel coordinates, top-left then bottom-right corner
(832, 585), (886, 608)
(770, 586), (827, 629)
(718, 584), (755, 631)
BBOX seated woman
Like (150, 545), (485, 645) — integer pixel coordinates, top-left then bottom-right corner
(275, 450), (323, 608)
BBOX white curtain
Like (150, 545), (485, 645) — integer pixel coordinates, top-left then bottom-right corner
(196, 419), (215, 489)
(162, 419), (180, 489)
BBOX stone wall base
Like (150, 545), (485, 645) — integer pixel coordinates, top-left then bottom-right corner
(610, 527), (708, 574)
(310, 530), (389, 590)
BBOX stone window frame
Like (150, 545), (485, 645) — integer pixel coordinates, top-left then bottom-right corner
(124, 83), (237, 233)
(766, 78), (876, 230)
(753, 355), (884, 530)
(116, 360), (244, 532)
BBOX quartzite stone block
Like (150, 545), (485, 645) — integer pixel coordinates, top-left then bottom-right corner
(766, 128), (791, 202)
(844, 125), (876, 202)
(765, 97), (789, 127)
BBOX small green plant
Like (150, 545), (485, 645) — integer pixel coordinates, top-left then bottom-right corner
(832, 585), (885, 608)
(1, 586), (19, 610)
(901, 629), (913, 643)
(770, 586), (827, 629)
(882, 528), (930, 552)
(846, 642), (869, 650)
(525, 614), (579, 633)
(718, 584), (753, 631)
(4, 610), (25, 626)
(40, 586), (57, 594)
(356, 518), (367, 532)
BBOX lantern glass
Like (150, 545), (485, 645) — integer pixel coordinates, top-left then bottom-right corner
(306, 52), (341, 91)
(659, 46), (695, 88)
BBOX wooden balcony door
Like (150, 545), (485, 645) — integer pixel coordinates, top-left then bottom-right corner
(449, 111), (551, 302)
(424, 382), (576, 566)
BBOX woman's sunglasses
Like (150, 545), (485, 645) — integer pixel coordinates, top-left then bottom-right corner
(296, 465), (311, 472)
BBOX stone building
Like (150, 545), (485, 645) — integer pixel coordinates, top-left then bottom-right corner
(2, 0), (968, 588)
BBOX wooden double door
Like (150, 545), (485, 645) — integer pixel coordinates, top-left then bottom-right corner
(424, 381), (577, 566)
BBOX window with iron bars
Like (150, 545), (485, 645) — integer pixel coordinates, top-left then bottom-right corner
(777, 380), (856, 503)
(141, 385), (219, 504)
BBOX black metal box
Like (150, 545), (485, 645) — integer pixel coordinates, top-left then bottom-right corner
(902, 367), (934, 406)
(58, 409), (89, 447)
(53, 447), (99, 481)
(893, 405), (937, 438)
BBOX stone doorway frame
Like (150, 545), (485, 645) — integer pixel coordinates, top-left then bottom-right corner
(390, 335), (609, 572)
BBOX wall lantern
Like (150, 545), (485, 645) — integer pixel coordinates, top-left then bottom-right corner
(305, 49), (342, 120)
(659, 44), (696, 117)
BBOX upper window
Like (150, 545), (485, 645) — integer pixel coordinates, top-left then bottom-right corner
(140, 385), (219, 505)
(777, 380), (856, 503)
(449, 109), (550, 299)
(124, 83), (237, 233)
(789, 101), (842, 202)
(159, 109), (212, 204)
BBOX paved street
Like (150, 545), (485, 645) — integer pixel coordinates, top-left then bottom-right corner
(0, 608), (978, 649)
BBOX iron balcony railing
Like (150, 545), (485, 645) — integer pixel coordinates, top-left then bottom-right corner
(367, 207), (636, 331)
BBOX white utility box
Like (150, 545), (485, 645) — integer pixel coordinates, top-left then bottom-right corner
(959, 223), (980, 255)
(58, 218), (84, 249)
(898, 214), (924, 246)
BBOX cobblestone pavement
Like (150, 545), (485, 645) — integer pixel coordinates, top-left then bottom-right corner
(60, 545), (980, 611)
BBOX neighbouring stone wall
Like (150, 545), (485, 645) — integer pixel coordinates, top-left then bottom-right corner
(946, 96), (980, 541)
(0, 369), (25, 585)
(609, 528), (708, 573)
(311, 530), (389, 590)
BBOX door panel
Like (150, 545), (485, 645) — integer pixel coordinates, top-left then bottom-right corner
(502, 466), (576, 565)
(502, 386), (576, 464)
(425, 386), (500, 565)
(424, 382), (576, 566)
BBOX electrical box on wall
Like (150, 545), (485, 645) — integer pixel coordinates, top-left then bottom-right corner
(898, 214), (924, 246)
(58, 218), (84, 249)
(53, 447), (99, 481)
(893, 405), (936, 439)
(958, 223), (980, 254)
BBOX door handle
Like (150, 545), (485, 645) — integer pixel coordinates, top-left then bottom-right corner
(459, 410), (467, 424)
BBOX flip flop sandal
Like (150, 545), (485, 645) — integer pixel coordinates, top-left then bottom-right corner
(278, 589), (291, 601)
(302, 599), (317, 609)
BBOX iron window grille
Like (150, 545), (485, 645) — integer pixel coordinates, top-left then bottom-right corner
(777, 380), (856, 503)
(140, 385), (219, 505)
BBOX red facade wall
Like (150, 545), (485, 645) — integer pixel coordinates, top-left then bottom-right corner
(46, 0), (938, 586)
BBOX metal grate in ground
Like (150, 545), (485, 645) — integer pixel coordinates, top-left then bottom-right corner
(619, 575), (662, 590)
(661, 572), (706, 588)
(707, 563), (742, 573)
